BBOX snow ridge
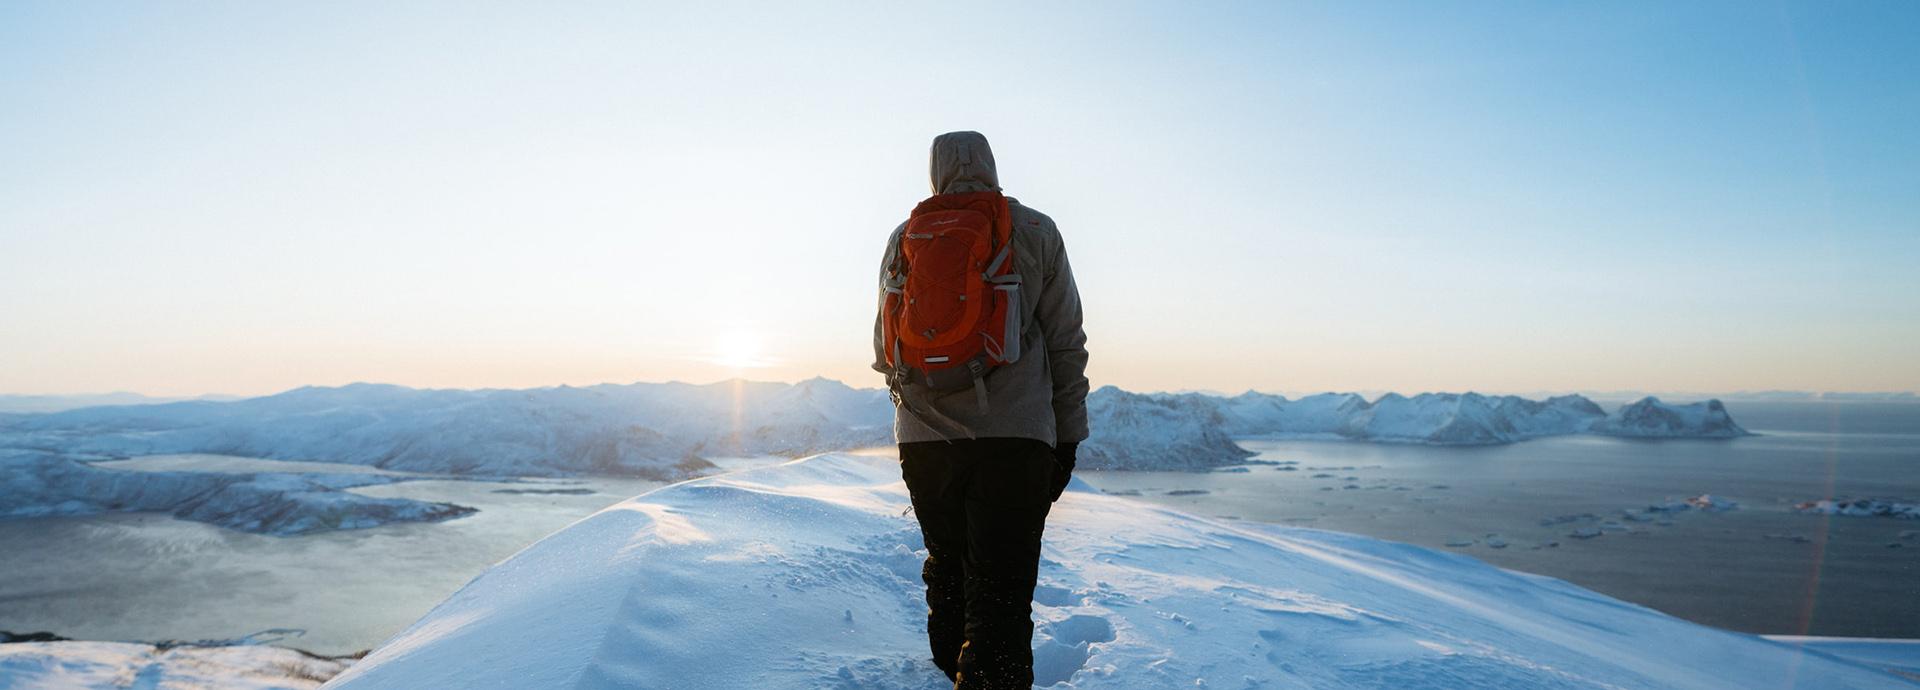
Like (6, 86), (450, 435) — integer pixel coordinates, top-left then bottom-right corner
(322, 453), (1911, 690)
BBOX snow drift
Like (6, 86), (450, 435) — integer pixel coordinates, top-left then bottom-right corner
(321, 453), (1908, 690)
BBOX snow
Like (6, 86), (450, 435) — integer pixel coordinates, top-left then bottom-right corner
(0, 641), (347, 689)
(1222, 391), (1371, 437)
(0, 382), (1753, 478)
(0, 392), (238, 414)
(1765, 636), (1920, 680)
(1082, 389), (1601, 468)
(1793, 498), (1920, 520)
(1590, 397), (1750, 438)
(1081, 388), (1740, 469)
(323, 453), (1911, 689)
(1645, 494), (1740, 514)
(1682, 494), (1739, 512)
(0, 452), (474, 535)
(1077, 387), (1253, 470)
(0, 378), (891, 480)
(1375, 393), (1604, 443)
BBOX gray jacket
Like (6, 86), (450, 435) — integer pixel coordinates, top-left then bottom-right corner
(872, 131), (1090, 447)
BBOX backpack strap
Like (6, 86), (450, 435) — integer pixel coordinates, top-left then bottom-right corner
(887, 362), (975, 442)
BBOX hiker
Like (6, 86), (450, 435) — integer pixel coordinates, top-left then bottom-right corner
(873, 131), (1091, 689)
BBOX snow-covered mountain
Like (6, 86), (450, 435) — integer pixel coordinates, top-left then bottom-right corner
(0, 378), (891, 480)
(1342, 392), (1606, 444)
(1070, 387), (1612, 469)
(0, 452), (472, 535)
(1218, 390), (1372, 436)
(0, 381), (1751, 478)
(1075, 387), (1253, 470)
(1590, 397), (1750, 438)
(0, 392), (240, 414)
(1080, 388), (1617, 456)
(320, 453), (1912, 690)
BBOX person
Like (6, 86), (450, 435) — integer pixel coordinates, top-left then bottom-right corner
(872, 131), (1091, 689)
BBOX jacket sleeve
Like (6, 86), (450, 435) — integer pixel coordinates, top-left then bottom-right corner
(1037, 229), (1091, 444)
(872, 224), (905, 377)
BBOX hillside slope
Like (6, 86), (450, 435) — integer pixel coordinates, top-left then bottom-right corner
(322, 454), (1909, 689)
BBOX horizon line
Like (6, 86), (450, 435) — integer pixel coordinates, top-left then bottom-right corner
(2, 378), (1915, 403)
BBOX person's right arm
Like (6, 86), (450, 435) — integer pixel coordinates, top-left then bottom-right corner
(1034, 220), (1089, 501)
(1035, 225), (1090, 446)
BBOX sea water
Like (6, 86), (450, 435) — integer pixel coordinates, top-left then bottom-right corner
(0, 455), (667, 655)
(1081, 401), (1920, 638)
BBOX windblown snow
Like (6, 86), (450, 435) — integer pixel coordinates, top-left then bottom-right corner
(321, 453), (1908, 690)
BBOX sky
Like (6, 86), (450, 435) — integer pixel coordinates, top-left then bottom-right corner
(2, 1), (1916, 397)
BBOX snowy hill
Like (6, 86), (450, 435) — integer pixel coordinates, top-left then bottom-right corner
(1590, 397), (1750, 438)
(1076, 387), (1254, 470)
(322, 453), (1910, 690)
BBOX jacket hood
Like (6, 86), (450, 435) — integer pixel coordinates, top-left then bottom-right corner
(929, 131), (999, 194)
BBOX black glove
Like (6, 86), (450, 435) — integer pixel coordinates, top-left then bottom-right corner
(1049, 442), (1077, 502)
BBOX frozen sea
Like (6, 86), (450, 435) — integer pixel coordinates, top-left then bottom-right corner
(1082, 401), (1920, 638)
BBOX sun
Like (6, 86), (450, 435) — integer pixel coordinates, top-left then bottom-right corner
(709, 329), (768, 370)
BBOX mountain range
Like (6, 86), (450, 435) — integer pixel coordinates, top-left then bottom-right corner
(0, 379), (1748, 477)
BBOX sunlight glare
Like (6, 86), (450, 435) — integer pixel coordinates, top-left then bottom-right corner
(710, 329), (770, 370)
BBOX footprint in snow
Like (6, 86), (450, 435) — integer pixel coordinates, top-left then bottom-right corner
(1033, 614), (1117, 686)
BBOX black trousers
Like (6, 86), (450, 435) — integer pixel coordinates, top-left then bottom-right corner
(900, 437), (1056, 690)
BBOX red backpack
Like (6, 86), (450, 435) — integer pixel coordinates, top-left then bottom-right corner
(879, 190), (1024, 417)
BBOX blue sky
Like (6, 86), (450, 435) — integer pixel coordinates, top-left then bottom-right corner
(1, 1), (1915, 396)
